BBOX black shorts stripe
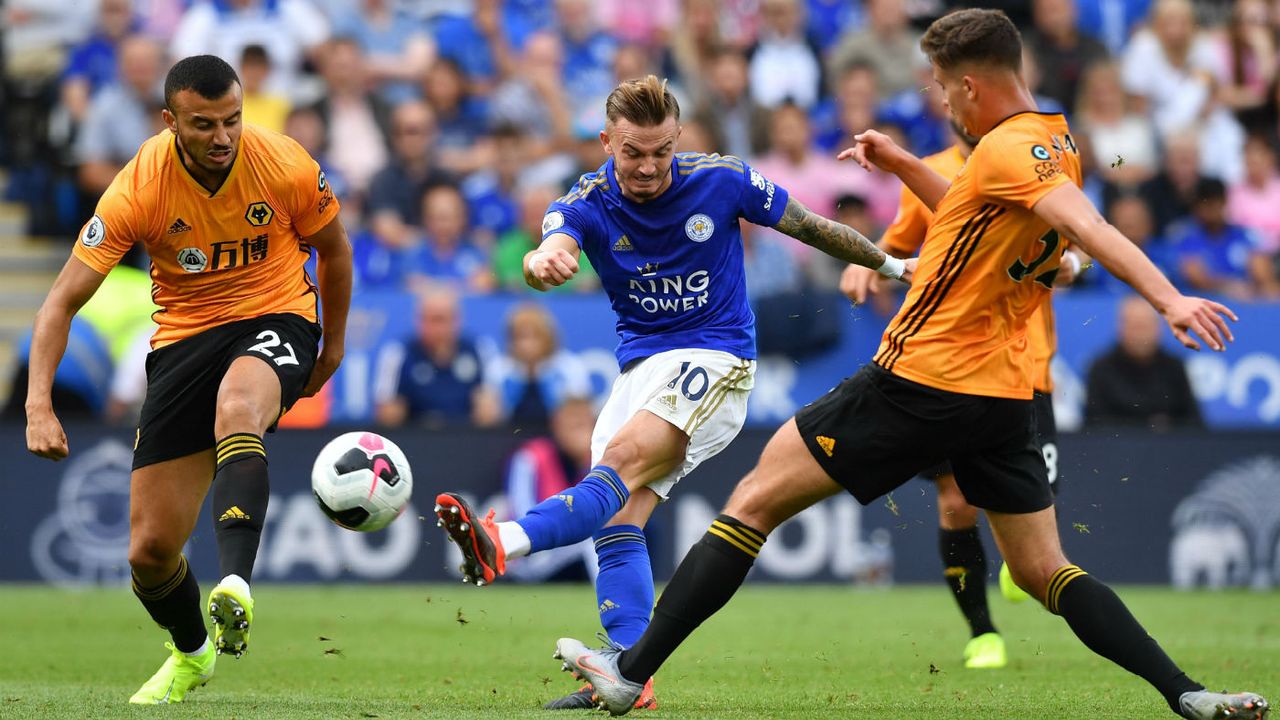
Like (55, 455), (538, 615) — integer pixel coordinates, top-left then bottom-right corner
(877, 204), (1003, 370)
(874, 203), (998, 368)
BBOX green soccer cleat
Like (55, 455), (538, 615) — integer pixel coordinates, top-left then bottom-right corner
(999, 562), (1031, 603)
(963, 632), (1007, 669)
(208, 575), (254, 658)
(127, 641), (215, 704)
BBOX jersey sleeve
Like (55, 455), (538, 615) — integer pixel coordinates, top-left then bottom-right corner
(284, 144), (341, 238)
(71, 171), (143, 275)
(973, 128), (1074, 210)
(737, 160), (789, 227)
(540, 198), (592, 248)
(879, 183), (931, 257)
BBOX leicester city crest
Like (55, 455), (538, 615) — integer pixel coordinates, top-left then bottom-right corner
(685, 213), (714, 242)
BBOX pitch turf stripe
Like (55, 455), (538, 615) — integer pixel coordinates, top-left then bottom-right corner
(683, 363), (750, 435)
(1047, 565), (1088, 614)
(711, 521), (763, 553)
(707, 526), (759, 557)
(874, 203), (998, 369)
(876, 203), (999, 369)
(585, 469), (628, 506)
(878, 204), (1002, 370)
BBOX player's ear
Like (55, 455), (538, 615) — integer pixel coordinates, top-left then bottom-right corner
(162, 108), (177, 134)
(599, 129), (612, 156)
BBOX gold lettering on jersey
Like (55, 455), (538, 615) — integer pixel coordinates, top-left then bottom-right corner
(211, 233), (270, 270)
(245, 201), (274, 227)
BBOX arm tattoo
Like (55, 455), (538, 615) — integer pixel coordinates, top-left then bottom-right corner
(773, 197), (886, 270)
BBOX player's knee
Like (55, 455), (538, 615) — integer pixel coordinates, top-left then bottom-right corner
(1006, 554), (1070, 603)
(723, 470), (782, 534)
(214, 392), (268, 436)
(599, 437), (681, 491)
(128, 533), (182, 575)
(936, 485), (977, 528)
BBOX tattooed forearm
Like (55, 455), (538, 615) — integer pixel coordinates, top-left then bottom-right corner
(773, 197), (886, 270)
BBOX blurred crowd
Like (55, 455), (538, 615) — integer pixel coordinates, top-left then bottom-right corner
(4, 0), (1277, 430)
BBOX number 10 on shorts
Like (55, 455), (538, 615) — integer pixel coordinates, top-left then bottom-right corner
(667, 361), (710, 402)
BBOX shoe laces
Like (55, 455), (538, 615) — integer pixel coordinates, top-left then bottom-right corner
(595, 632), (626, 652)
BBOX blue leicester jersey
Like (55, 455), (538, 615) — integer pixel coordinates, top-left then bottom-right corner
(542, 153), (789, 369)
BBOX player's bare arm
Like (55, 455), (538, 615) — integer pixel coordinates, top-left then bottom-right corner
(25, 255), (108, 460)
(523, 233), (580, 291)
(1033, 182), (1236, 352)
(774, 197), (915, 283)
(300, 216), (353, 397)
(840, 240), (905, 304)
(839, 130), (951, 211)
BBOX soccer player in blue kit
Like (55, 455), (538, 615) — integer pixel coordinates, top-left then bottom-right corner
(432, 75), (914, 708)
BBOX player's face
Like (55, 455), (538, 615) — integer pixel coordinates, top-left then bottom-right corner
(164, 85), (245, 177)
(601, 116), (681, 203)
(933, 65), (976, 137)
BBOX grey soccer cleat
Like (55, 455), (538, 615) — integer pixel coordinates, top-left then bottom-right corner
(1179, 690), (1270, 719)
(553, 637), (644, 716)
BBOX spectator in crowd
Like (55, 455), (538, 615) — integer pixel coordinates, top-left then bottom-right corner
(425, 58), (493, 176)
(676, 118), (718, 155)
(828, 0), (922, 98)
(741, 219), (802, 301)
(1121, 0), (1224, 138)
(464, 124), (535, 247)
(431, 0), (512, 94)
(169, 0), (330, 102)
(283, 105), (350, 205)
(239, 45), (290, 133)
(662, 0), (725, 96)
(806, 0), (863, 52)
(1085, 296), (1201, 429)
(489, 31), (573, 162)
(1083, 193), (1174, 293)
(1228, 134), (1280, 253)
(556, 0), (619, 102)
(374, 288), (499, 428)
(494, 185), (581, 292)
(485, 303), (590, 428)
(332, 0), (436, 105)
(1076, 0), (1154, 54)
(1169, 177), (1280, 299)
(309, 37), (391, 199)
(1075, 61), (1158, 186)
(407, 184), (495, 292)
(75, 34), (164, 198)
(1215, 0), (1276, 126)
(812, 61), (878, 153)
(690, 47), (771, 159)
(1026, 0), (1110, 115)
(878, 59), (951, 157)
(597, 0), (678, 48)
(366, 100), (454, 250)
(501, 395), (599, 583)
(748, 0), (823, 109)
(59, 0), (138, 130)
(1126, 130), (1202, 233)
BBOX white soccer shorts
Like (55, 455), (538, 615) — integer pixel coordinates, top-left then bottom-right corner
(590, 348), (755, 499)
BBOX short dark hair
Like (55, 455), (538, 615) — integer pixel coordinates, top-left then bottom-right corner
(920, 9), (1023, 73)
(164, 55), (240, 110)
(1194, 176), (1227, 202)
(241, 44), (270, 66)
(605, 75), (680, 127)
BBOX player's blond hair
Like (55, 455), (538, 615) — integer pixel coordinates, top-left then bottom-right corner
(604, 75), (681, 127)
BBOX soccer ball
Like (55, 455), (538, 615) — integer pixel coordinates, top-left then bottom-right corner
(311, 431), (413, 532)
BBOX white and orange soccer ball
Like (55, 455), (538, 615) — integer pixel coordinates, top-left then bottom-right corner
(311, 431), (413, 532)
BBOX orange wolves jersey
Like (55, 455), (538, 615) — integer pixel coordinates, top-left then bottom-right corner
(72, 124), (340, 348)
(880, 142), (1058, 393)
(873, 112), (1081, 399)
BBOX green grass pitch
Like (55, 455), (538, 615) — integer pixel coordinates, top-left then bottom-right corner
(0, 584), (1275, 719)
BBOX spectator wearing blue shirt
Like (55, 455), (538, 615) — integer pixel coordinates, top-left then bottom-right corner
(423, 58), (492, 175)
(1169, 177), (1280, 300)
(366, 100), (456, 249)
(1076, 0), (1153, 54)
(556, 0), (619, 102)
(332, 0), (435, 105)
(407, 185), (495, 293)
(374, 289), (499, 428)
(462, 124), (529, 246)
(1083, 194), (1174, 294)
(60, 0), (138, 129)
(485, 303), (591, 428)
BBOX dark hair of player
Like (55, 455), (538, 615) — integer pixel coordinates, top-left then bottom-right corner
(605, 75), (681, 127)
(164, 55), (241, 110)
(920, 9), (1023, 73)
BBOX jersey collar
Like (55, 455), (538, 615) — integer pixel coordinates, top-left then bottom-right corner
(169, 131), (243, 198)
(603, 156), (682, 207)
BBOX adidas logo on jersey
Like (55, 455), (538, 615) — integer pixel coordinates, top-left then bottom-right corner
(218, 506), (250, 522)
(657, 394), (678, 412)
(815, 435), (836, 457)
(599, 599), (620, 613)
(167, 218), (192, 234)
(612, 234), (634, 252)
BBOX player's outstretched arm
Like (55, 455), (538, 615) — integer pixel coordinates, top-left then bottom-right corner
(774, 197), (914, 283)
(301, 216), (353, 397)
(838, 129), (951, 211)
(1033, 182), (1237, 352)
(524, 234), (580, 292)
(26, 255), (108, 460)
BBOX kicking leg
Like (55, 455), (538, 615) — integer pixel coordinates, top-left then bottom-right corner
(556, 418), (843, 714)
(128, 451), (217, 703)
(935, 472), (1004, 668)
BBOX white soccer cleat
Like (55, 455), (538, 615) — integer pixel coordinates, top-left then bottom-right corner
(1179, 690), (1270, 719)
(553, 637), (644, 716)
